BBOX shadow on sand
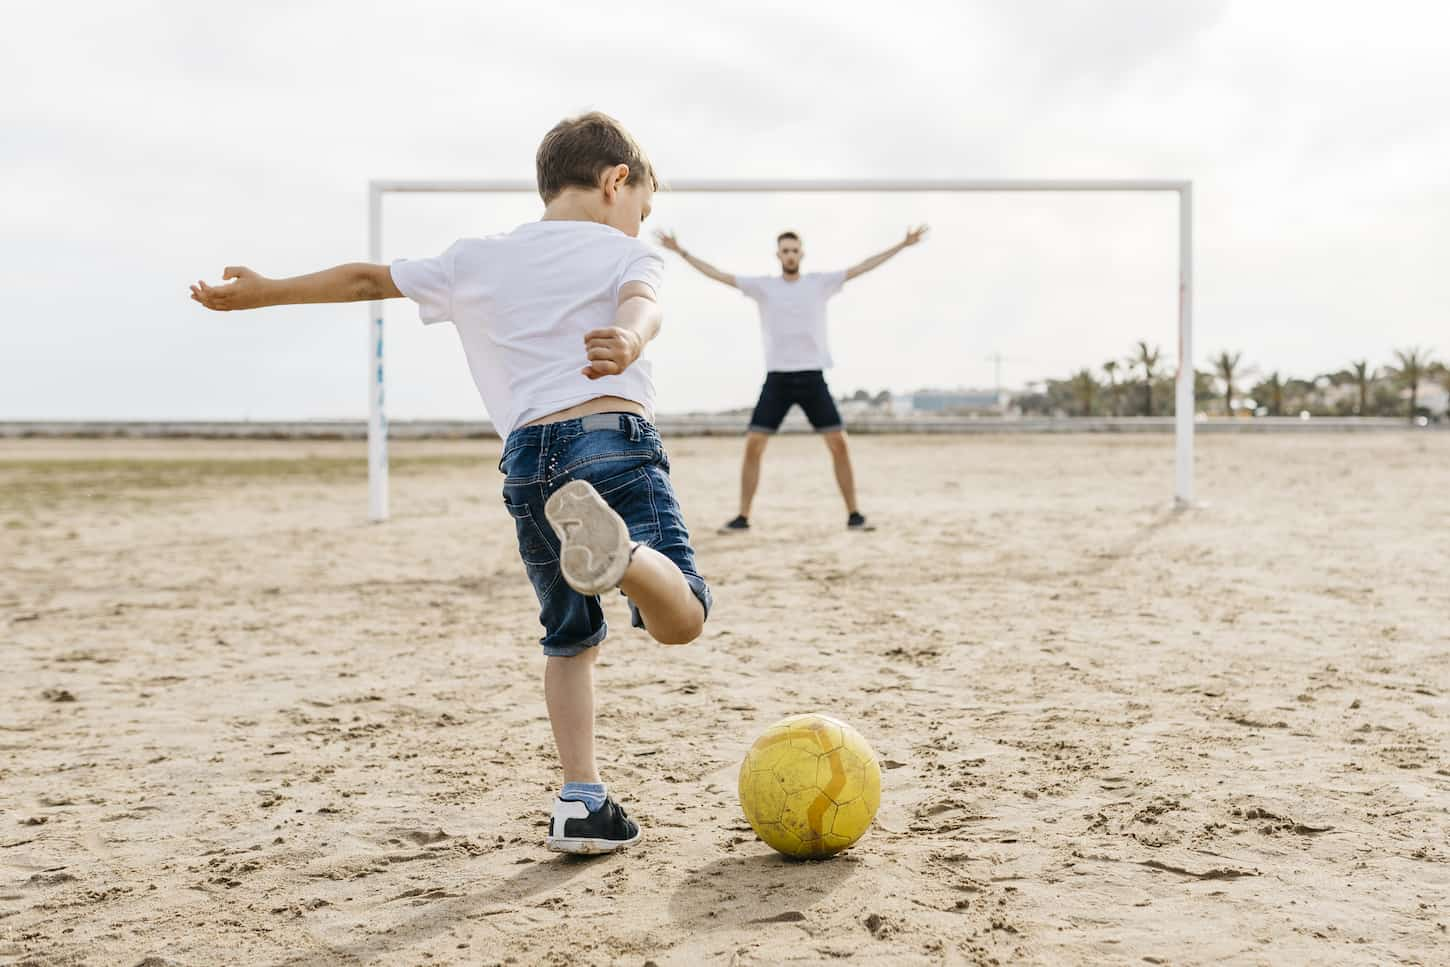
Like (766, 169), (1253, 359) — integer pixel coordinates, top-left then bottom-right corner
(1061, 505), (1187, 579)
(667, 851), (859, 933)
(283, 849), (857, 965)
(282, 852), (595, 966)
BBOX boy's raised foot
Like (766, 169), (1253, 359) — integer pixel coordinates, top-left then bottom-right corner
(544, 480), (635, 595)
(546, 796), (641, 854)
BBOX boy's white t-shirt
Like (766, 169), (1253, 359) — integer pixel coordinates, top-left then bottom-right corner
(735, 270), (847, 372)
(390, 221), (664, 436)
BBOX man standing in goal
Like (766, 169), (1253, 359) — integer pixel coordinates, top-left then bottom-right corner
(657, 225), (928, 531)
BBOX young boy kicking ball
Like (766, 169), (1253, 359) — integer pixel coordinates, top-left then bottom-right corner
(190, 112), (710, 854)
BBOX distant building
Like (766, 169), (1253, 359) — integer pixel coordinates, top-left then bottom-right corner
(899, 388), (1003, 414)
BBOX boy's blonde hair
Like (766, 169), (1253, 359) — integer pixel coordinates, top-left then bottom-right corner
(535, 112), (658, 203)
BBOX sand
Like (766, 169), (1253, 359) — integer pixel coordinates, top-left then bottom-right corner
(2, 432), (1448, 966)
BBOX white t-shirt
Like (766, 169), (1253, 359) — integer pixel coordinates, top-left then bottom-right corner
(390, 221), (664, 435)
(735, 270), (847, 372)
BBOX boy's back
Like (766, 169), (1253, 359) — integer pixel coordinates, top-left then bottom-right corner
(392, 220), (664, 435)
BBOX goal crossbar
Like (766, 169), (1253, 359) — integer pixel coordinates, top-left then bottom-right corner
(366, 178), (1194, 520)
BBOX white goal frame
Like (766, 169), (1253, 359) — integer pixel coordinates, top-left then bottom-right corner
(366, 179), (1194, 521)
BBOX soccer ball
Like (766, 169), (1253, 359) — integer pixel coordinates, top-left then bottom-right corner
(738, 713), (881, 859)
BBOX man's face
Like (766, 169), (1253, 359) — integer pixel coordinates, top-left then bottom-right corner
(606, 181), (654, 237)
(777, 237), (803, 274)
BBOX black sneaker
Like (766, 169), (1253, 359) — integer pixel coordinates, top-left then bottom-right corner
(546, 795), (641, 854)
(718, 514), (750, 534)
(847, 512), (874, 531)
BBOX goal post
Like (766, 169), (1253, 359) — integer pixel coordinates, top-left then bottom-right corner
(366, 178), (1195, 521)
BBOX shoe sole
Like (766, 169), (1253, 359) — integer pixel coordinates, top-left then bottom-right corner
(546, 831), (642, 854)
(544, 480), (632, 596)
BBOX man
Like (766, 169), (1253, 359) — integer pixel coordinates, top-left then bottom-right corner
(657, 225), (929, 531)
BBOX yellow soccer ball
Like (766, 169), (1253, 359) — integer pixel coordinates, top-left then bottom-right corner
(738, 713), (882, 859)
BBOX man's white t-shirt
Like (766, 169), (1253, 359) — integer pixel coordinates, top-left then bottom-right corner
(735, 270), (847, 372)
(390, 221), (664, 436)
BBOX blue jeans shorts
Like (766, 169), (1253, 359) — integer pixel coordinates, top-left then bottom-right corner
(498, 412), (712, 657)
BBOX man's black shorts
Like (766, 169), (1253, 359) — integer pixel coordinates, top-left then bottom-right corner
(747, 370), (844, 434)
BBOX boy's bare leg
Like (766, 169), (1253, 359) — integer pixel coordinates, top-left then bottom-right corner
(545, 648), (600, 784)
(739, 431), (770, 518)
(545, 479), (703, 645)
(823, 430), (859, 514)
(620, 546), (705, 645)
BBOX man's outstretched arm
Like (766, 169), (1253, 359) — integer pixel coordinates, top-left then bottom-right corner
(190, 264), (403, 311)
(844, 225), (930, 281)
(654, 231), (739, 288)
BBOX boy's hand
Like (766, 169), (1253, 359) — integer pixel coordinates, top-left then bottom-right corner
(190, 267), (273, 311)
(582, 326), (644, 380)
(655, 230), (684, 254)
(903, 224), (930, 246)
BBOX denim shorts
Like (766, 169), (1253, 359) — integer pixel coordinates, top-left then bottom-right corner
(498, 412), (711, 657)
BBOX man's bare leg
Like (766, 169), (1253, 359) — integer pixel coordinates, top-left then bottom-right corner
(738, 431), (770, 519)
(823, 430), (859, 514)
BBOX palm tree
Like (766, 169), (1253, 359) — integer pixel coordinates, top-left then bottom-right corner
(1253, 372), (1284, 416)
(1102, 360), (1120, 416)
(1349, 360), (1374, 416)
(1069, 369), (1099, 416)
(1389, 347), (1435, 421)
(1212, 350), (1243, 418)
(1132, 341), (1162, 415)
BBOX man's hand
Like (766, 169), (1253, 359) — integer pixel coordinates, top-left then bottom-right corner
(191, 266), (274, 311)
(655, 230), (684, 255)
(844, 225), (931, 281)
(582, 326), (645, 380)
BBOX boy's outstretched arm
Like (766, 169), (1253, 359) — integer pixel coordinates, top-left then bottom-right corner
(654, 231), (738, 288)
(843, 224), (930, 281)
(582, 281), (662, 380)
(190, 264), (403, 311)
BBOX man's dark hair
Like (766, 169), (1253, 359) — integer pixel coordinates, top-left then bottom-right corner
(777, 231), (801, 245)
(535, 112), (658, 203)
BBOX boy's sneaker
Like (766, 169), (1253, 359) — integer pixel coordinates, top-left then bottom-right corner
(719, 514), (750, 533)
(546, 796), (641, 854)
(847, 511), (873, 531)
(544, 480), (634, 595)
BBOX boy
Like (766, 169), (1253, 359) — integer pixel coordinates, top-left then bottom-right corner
(191, 112), (710, 854)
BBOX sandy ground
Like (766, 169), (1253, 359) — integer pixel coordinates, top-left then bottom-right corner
(2, 432), (1448, 966)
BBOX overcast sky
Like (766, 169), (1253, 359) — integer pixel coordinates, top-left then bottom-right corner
(2, 0), (1446, 420)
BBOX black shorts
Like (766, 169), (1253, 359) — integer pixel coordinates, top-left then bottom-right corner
(748, 370), (844, 434)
